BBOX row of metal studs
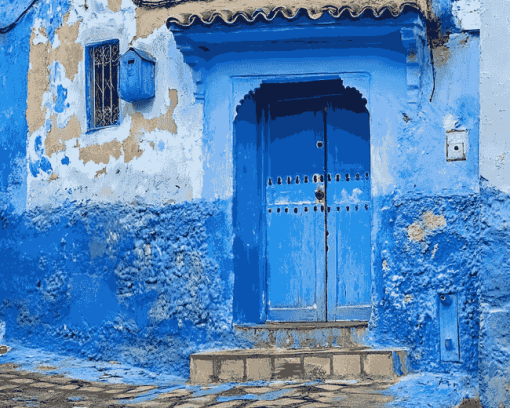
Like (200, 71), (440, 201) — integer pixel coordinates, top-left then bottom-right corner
(268, 204), (370, 213)
(268, 173), (369, 185)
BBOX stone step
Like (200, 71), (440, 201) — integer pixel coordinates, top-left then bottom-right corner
(189, 347), (408, 384)
(234, 321), (369, 350)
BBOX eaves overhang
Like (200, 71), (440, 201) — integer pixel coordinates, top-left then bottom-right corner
(133, 0), (430, 28)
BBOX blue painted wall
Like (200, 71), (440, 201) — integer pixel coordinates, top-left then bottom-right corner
(478, 182), (510, 407)
(0, 0), (31, 215)
(0, 0), (490, 393)
(368, 192), (480, 375)
(0, 200), (243, 376)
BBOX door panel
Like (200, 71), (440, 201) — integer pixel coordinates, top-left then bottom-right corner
(266, 204), (325, 321)
(265, 95), (371, 322)
(266, 99), (326, 322)
(326, 104), (371, 321)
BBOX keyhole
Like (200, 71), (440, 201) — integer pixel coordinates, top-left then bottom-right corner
(315, 188), (325, 202)
(454, 145), (459, 151)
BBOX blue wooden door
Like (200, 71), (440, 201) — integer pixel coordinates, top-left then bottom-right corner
(326, 101), (372, 321)
(265, 95), (371, 322)
(266, 98), (326, 322)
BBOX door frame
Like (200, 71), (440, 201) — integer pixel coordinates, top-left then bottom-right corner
(231, 72), (373, 323)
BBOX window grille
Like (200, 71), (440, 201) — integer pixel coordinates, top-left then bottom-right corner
(87, 41), (120, 129)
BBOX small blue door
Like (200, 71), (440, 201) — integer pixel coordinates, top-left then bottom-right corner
(265, 92), (371, 322)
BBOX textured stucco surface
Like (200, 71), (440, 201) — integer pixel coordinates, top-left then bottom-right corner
(368, 193), (480, 375)
(0, 200), (242, 377)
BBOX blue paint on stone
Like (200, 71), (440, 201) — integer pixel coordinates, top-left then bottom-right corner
(61, 156), (69, 165)
(54, 84), (69, 113)
(40, 156), (52, 173)
(30, 135), (52, 177)
(29, 160), (40, 177)
(0, 200), (240, 377)
(216, 389), (295, 402)
(367, 192), (480, 375)
(34, 136), (43, 154)
(0, 344), (187, 386)
(383, 373), (478, 407)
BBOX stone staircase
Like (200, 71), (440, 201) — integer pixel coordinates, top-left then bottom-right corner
(189, 322), (408, 384)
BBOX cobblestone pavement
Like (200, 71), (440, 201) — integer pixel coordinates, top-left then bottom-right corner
(0, 361), (405, 408)
(0, 362), (483, 408)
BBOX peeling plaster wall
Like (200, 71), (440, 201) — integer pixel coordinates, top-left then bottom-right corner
(1, 0), (213, 377)
(26, 0), (203, 207)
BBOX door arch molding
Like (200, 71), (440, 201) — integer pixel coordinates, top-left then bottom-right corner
(232, 75), (372, 324)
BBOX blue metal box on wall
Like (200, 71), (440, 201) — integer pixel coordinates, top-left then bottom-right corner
(119, 48), (156, 102)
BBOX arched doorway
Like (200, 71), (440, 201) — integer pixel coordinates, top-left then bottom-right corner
(233, 79), (371, 323)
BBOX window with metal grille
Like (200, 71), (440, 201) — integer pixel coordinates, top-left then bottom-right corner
(86, 40), (120, 130)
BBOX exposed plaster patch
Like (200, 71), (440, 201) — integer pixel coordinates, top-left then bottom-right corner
(27, 28), (51, 133)
(122, 133), (144, 163)
(49, 173), (59, 181)
(433, 45), (450, 67)
(128, 89), (178, 136)
(108, 0), (122, 13)
(69, 89), (177, 166)
(95, 167), (107, 178)
(407, 211), (447, 242)
(51, 16), (82, 81)
(79, 139), (122, 165)
(443, 113), (458, 131)
(98, 185), (114, 198)
(45, 115), (82, 157)
(134, 7), (169, 40)
(27, 14), (82, 134)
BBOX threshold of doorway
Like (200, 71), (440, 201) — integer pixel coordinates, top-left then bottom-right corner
(234, 321), (368, 330)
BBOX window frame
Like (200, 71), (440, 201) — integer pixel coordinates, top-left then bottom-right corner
(85, 39), (121, 132)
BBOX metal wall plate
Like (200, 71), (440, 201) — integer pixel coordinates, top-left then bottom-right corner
(439, 294), (460, 362)
(446, 130), (468, 161)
